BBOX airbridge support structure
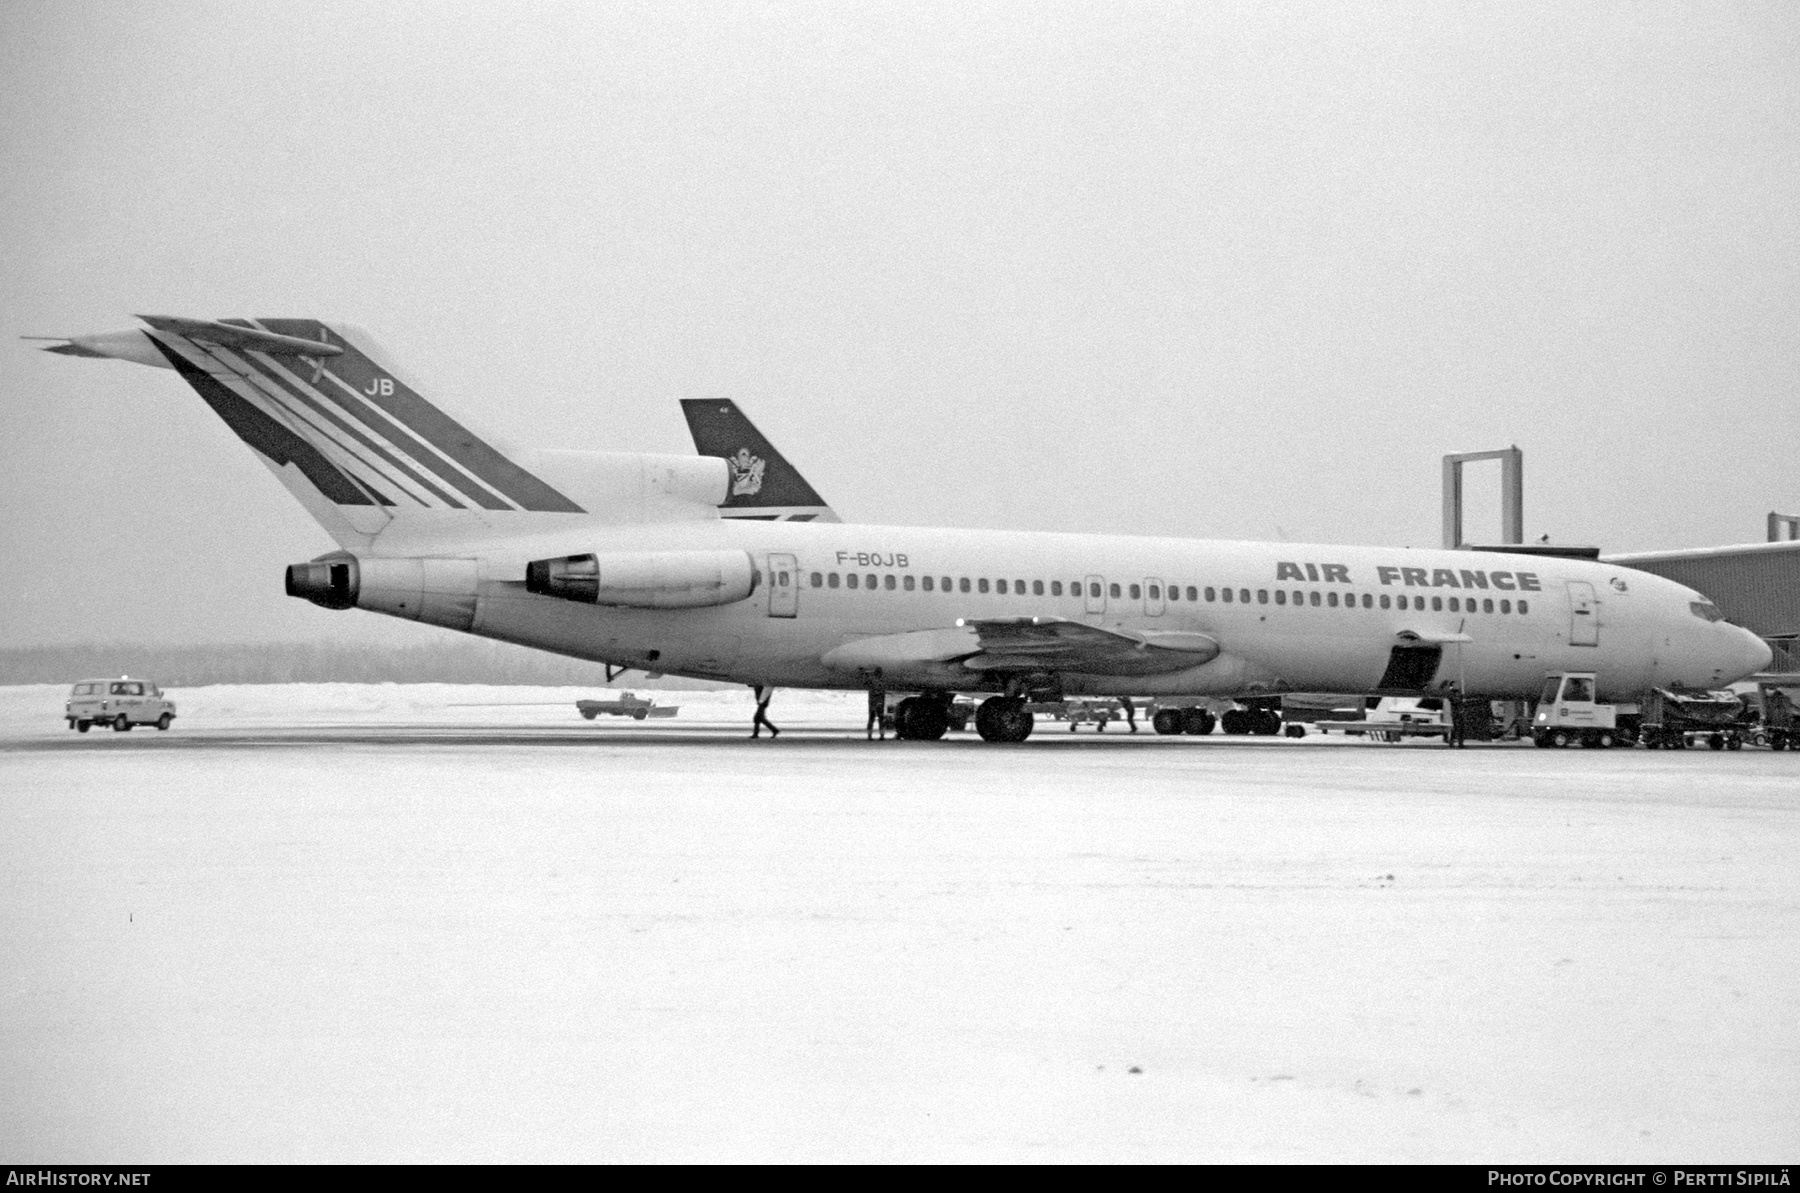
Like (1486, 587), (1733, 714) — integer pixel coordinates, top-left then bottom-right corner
(1442, 448), (1523, 550)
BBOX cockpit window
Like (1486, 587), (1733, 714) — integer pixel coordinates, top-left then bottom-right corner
(1689, 601), (1724, 622)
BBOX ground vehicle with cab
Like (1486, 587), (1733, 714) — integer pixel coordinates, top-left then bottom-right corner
(1531, 673), (1626, 748)
(66, 677), (177, 732)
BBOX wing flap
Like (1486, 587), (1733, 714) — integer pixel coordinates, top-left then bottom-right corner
(821, 617), (1221, 679)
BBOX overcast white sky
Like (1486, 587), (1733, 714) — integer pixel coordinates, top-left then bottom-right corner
(2, 1), (1796, 647)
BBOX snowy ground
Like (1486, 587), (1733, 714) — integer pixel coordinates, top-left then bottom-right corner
(2, 683), (1796, 1162)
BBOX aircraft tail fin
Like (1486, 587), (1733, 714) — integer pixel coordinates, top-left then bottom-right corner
(36, 316), (587, 550)
(679, 398), (840, 523)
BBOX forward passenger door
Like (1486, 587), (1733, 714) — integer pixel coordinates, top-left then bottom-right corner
(1567, 581), (1598, 647)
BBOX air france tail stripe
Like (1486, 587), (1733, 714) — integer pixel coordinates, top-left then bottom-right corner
(235, 320), (521, 512)
(155, 335), (405, 508)
(307, 367), (517, 511)
(247, 317), (582, 514)
(242, 351), (470, 510)
(185, 341), (438, 509)
(150, 338), (385, 507)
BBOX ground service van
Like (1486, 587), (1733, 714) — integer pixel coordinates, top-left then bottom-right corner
(66, 678), (177, 732)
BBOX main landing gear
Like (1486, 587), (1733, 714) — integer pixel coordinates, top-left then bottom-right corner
(1152, 707), (1216, 736)
(973, 696), (1034, 743)
(891, 694), (952, 741)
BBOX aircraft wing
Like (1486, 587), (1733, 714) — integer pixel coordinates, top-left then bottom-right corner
(960, 617), (1221, 676)
(822, 617), (1220, 679)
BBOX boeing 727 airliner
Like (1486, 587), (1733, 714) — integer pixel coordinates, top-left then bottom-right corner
(36, 316), (1771, 741)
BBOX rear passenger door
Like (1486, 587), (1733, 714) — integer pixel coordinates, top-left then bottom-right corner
(1085, 574), (1106, 615)
(766, 553), (798, 619)
(1144, 577), (1165, 617)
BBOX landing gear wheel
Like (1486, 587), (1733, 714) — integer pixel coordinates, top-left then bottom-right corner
(1284, 724), (1307, 739)
(156, 713), (172, 731)
(1151, 709), (1182, 736)
(1251, 710), (1282, 735)
(1181, 708), (1215, 736)
(974, 696), (1033, 743)
(113, 715), (130, 732)
(896, 697), (950, 741)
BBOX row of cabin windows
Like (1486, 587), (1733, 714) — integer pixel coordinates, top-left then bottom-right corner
(803, 571), (1528, 615)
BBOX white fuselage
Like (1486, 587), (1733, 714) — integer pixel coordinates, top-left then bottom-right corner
(396, 518), (1770, 701)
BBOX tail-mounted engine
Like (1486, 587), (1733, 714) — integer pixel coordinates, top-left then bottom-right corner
(285, 551), (478, 631)
(525, 549), (757, 609)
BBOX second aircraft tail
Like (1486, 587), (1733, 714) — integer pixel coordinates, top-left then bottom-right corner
(679, 398), (840, 523)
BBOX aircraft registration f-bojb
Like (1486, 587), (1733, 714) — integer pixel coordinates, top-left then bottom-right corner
(36, 316), (1772, 741)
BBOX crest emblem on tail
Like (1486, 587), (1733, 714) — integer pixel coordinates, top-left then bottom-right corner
(728, 448), (765, 496)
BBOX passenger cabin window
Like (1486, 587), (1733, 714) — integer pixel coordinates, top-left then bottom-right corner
(866, 573), (877, 589)
(1089, 582), (1101, 598)
(922, 576), (934, 591)
(1148, 584), (1160, 600)
(1309, 592), (1320, 606)
(903, 575), (915, 591)
(1033, 580), (1044, 596)
(1275, 591), (1286, 605)
(1129, 584), (1141, 600)
(960, 578), (971, 593)
(1380, 595), (1390, 609)
(1109, 583), (1121, 598)
(1499, 599), (1510, 613)
(1015, 578), (1026, 592)
(1327, 592), (1338, 608)
(1519, 600), (1530, 614)
(847, 574), (859, 589)
(884, 575), (896, 590)
(978, 579), (990, 594)
(996, 579), (1008, 595)
(829, 573), (841, 589)
(1222, 588), (1233, 603)
(1431, 597), (1443, 611)
(1257, 589), (1268, 604)
(1050, 581), (1062, 596)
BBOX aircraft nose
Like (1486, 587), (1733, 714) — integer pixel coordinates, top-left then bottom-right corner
(1742, 630), (1774, 678)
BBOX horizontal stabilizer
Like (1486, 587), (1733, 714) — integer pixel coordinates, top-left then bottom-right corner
(23, 329), (172, 368)
(137, 315), (344, 357)
(33, 339), (110, 358)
